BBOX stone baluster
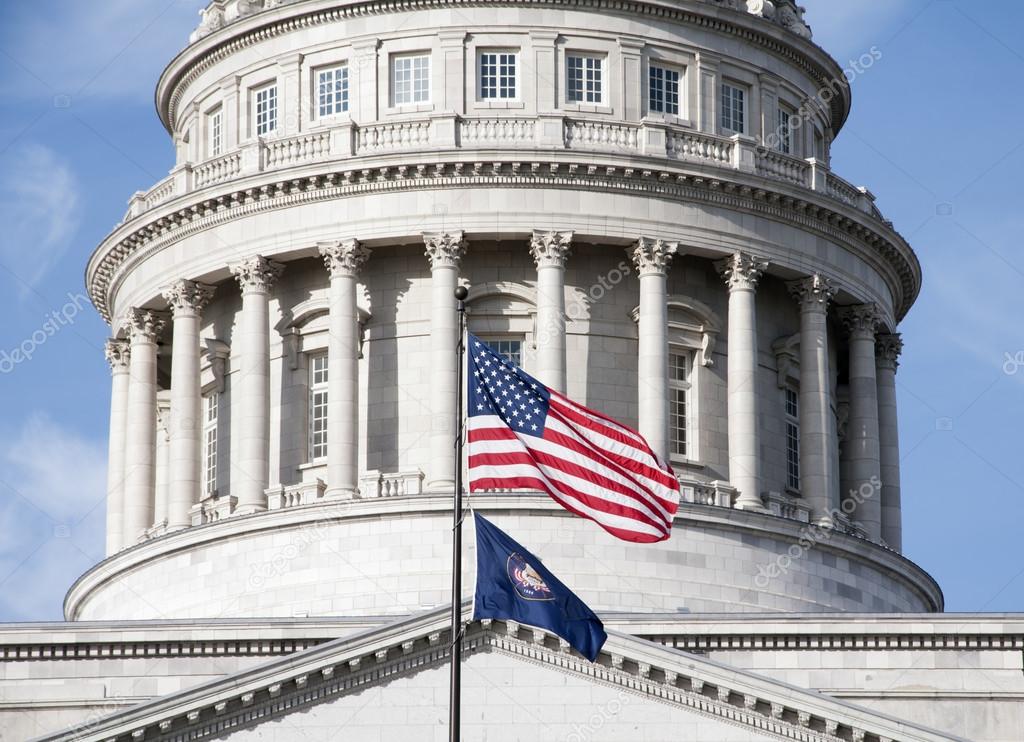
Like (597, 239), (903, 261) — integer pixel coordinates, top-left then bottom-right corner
(716, 252), (769, 511)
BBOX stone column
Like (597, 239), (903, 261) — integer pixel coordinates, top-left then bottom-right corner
(424, 232), (467, 492)
(629, 238), (678, 462)
(530, 230), (573, 393)
(839, 304), (883, 541)
(876, 333), (904, 551)
(229, 256), (285, 514)
(319, 239), (371, 498)
(123, 309), (167, 546)
(104, 339), (131, 555)
(154, 396), (171, 529)
(787, 274), (838, 526)
(163, 279), (215, 531)
(716, 252), (769, 510)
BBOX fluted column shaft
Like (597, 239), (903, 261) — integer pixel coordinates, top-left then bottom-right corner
(530, 230), (573, 393)
(104, 340), (131, 555)
(164, 280), (215, 529)
(840, 304), (883, 541)
(319, 240), (371, 498)
(123, 309), (166, 545)
(717, 253), (769, 510)
(631, 238), (677, 462)
(424, 232), (467, 492)
(876, 333), (903, 551)
(230, 257), (284, 513)
(788, 274), (838, 525)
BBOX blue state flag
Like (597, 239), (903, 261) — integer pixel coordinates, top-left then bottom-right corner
(472, 512), (607, 662)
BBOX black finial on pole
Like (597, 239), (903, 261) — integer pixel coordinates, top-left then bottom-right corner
(449, 285), (467, 742)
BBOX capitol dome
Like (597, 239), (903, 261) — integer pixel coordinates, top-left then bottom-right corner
(68, 0), (939, 626)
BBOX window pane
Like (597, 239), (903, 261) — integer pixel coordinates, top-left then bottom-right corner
(309, 355), (329, 461)
(255, 85), (277, 136)
(567, 55), (602, 104)
(208, 110), (222, 157)
(481, 338), (522, 367)
(394, 55), (430, 105)
(203, 393), (219, 496)
(318, 66), (349, 117)
(668, 352), (690, 458)
(649, 65), (680, 115)
(784, 388), (799, 490)
(777, 108), (792, 154)
(721, 83), (745, 133)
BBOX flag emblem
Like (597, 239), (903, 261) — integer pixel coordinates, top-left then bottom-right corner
(507, 553), (555, 601)
(467, 334), (681, 543)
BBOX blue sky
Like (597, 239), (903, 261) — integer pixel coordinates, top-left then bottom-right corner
(0, 0), (1021, 621)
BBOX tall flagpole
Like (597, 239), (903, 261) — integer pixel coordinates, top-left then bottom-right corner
(449, 285), (468, 742)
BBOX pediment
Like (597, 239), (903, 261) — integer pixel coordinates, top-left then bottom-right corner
(35, 607), (965, 742)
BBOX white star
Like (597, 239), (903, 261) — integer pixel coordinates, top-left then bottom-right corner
(531, 424), (538, 431)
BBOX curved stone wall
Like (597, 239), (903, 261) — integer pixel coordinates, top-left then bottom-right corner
(66, 496), (942, 621)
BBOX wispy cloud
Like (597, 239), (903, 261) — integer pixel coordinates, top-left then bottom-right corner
(0, 414), (106, 621)
(0, 0), (205, 103)
(0, 143), (81, 292)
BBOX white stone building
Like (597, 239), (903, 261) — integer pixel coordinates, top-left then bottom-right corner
(2, 1), (1020, 740)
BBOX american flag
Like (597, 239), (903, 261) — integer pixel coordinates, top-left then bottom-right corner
(466, 334), (681, 543)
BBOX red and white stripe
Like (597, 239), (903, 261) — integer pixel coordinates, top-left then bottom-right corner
(468, 391), (681, 543)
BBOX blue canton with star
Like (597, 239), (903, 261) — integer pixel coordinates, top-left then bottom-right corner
(468, 334), (550, 438)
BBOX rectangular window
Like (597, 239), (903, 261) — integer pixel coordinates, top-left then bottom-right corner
(203, 393), (219, 497)
(479, 51), (518, 100)
(481, 338), (522, 366)
(785, 387), (800, 491)
(318, 65), (349, 117)
(777, 107), (792, 154)
(309, 354), (329, 462)
(208, 108), (223, 157)
(669, 352), (691, 459)
(649, 64), (681, 115)
(254, 84), (278, 136)
(567, 54), (603, 104)
(393, 54), (431, 105)
(720, 82), (746, 134)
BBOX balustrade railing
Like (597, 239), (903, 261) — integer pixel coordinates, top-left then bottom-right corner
(123, 115), (878, 226)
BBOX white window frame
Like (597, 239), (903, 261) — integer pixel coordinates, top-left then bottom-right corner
(478, 50), (518, 101)
(203, 392), (219, 497)
(720, 81), (747, 135)
(207, 108), (223, 158)
(777, 105), (793, 155)
(308, 353), (329, 463)
(784, 387), (800, 492)
(316, 64), (349, 119)
(392, 53), (431, 107)
(648, 63), (682, 116)
(566, 53), (605, 105)
(479, 336), (524, 367)
(668, 350), (692, 462)
(253, 83), (278, 137)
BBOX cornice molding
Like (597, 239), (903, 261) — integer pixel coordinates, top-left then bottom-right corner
(37, 611), (965, 742)
(157, 0), (848, 136)
(85, 158), (919, 325)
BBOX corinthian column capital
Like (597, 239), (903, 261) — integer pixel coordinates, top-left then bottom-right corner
(229, 256), (285, 294)
(787, 273), (837, 312)
(104, 338), (131, 372)
(716, 252), (769, 292)
(423, 231), (467, 270)
(839, 303), (883, 339)
(875, 332), (904, 370)
(319, 239), (371, 278)
(163, 279), (216, 318)
(530, 230), (573, 268)
(126, 308), (168, 343)
(629, 237), (678, 275)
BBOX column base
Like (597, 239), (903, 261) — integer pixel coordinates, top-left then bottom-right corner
(325, 486), (359, 500)
(426, 479), (455, 494)
(733, 498), (768, 513)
